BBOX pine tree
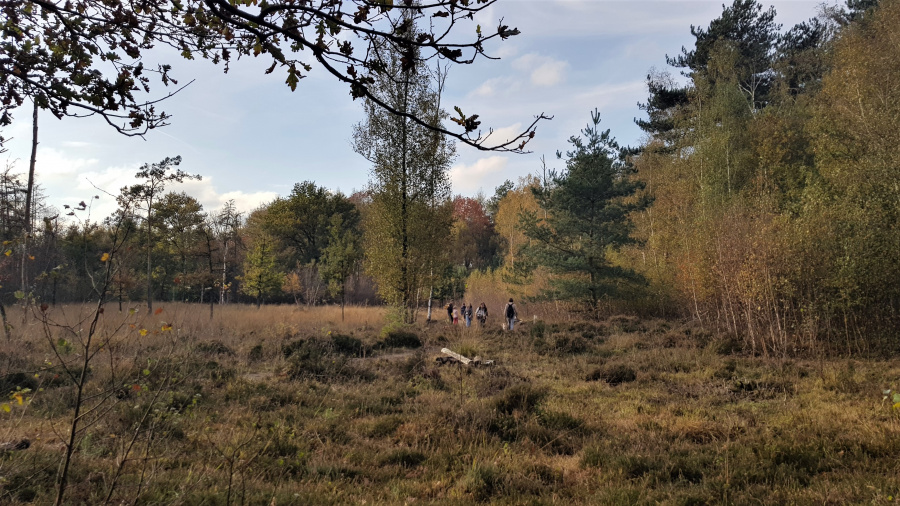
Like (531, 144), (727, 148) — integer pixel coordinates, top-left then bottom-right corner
(520, 110), (648, 312)
(668, 0), (780, 110)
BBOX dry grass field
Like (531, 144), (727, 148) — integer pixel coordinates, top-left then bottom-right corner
(1, 302), (899, 504)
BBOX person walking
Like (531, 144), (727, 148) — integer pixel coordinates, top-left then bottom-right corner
(464, 303), (473, 327)
(452, 306), (460, 325)
(447, 302), (454, 324)
(504, 298), (518, 331)
(476, 302), (488, 327)
(460, 303), (468, 326)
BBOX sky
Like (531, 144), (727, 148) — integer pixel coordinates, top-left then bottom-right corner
(1, 0), (827, 221)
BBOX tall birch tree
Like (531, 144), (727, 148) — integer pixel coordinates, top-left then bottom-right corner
(352, 13), (455, 323)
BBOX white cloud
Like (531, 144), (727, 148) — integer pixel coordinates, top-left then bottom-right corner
(512, 53), (568, 87)
(76, 164), (138, 196)
(450, 156), (508, 194)
(574, 80), (647, 111)
(62, 141), (92, 148)
(531, 59), (568, 87)
(179, 178), (277, 213)
(35, 159), (278, 222)
(34, 147), (99, 177)
(215, 190), (279, 213)
(472, 77), (503, 97)
(511, 53), (539, 71)
(468, 76), (523, 99)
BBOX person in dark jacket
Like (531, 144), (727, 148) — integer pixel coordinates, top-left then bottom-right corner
(504, 298), (518, 331)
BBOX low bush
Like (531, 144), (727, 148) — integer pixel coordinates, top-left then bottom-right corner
(380, 330), (422, 349)
(586, 364), (637, 385)
(195, 340), (235, 356)
(330, 333), (364, 355)
(493, 382), (546, 415)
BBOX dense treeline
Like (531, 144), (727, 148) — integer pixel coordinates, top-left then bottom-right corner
(466, 0), (899, 355)
(0, 174), (502, 312)
(621, 0), (898, 353)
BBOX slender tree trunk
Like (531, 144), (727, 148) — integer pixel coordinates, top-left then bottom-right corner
(22, 100), (38, 293)
(221, 240), (228, 304)
(206, 235), (215, 319)
(0, 302), (10, 341)
(427, 277), (433, 322)
(146, 215), (153, 313)
(400, 68), (411, 323)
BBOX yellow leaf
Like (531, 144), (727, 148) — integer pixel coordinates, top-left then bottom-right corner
(139, 329), (148, 337)
(101, 252), (110, 262)
(4, 250), (10, 257)
(1, 404), (10, 413)
(13, 393), (23, 405)
(28, 255), (34, 260)
(893, 402), (900, 410)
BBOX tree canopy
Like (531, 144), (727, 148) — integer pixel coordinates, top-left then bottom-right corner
(1, 0), (548, 152)
(353, 13), (454, 322)
(519, 110), (647, 311)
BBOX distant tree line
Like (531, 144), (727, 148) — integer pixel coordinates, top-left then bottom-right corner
(0, 172), (504, 314)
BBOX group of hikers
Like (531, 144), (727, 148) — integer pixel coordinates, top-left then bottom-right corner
(446, 298), (518, 330)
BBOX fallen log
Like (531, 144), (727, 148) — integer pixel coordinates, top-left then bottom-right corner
(440, 348), (471, 365)
(438, 349), (495, 367)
